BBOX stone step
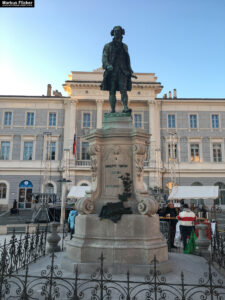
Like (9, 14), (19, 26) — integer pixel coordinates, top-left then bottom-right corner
(7, 227), (26, 234)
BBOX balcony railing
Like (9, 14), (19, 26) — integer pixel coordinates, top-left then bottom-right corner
(74, 160), (151, 168)
(75, 160), (91, 167)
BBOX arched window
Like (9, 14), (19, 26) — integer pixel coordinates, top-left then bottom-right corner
(77, 180), (90, 186)
(45, 183), (54, 194)
(214, 182), (225, 205)
(0, 183), (7, 199)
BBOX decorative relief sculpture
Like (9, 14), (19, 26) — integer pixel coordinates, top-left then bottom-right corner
(103, 145), (121, 161)
(133, 143), (147, 179)
(133, 144), (146, 155)
(90, 157), (97, 181)
(76, 197), (95, 215)
(138, 198), (158, 216)
(99, 173), (133, 223)
(89, 144), (101, 182)
(135, 157), (145, 178)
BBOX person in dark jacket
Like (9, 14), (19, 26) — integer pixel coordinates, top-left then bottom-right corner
(164, 202), (178, 249)
(10, 199), (19, 215)
(68, 207), (78, 240)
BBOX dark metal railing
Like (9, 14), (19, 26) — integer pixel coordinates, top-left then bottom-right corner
(0, 251), (224, 299)
(211, 230), (225, 271)
(0, 225), (48, 275)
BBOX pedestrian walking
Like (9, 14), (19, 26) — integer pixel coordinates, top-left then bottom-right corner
(68, 206), (78, 240)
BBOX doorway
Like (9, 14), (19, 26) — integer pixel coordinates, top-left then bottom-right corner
(18, 180), (33, 209)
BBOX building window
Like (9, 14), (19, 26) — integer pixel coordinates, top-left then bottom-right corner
(4, 112), (12, 126)
(81, 142), (90, 160)
(134, 114), (142, 128)
(23, 141), (33, 160)
(191, 182), (204, 205)
(46, 141), (56, 160)
(190, 114), (197, 129)
(213, 143), (222, 162)
(45, 183), (54, 194)
(0, 141), (10, 160)
(190, 144), (200, 162)
(168, 114), (175, 128)
(0, 183), (7, 199)
(49, 113), (56, 127)
(83, 113), (91, 128)
(26, 112), (34, 126)
(212, 114), (219, 129)
(168, 143), (177, 162)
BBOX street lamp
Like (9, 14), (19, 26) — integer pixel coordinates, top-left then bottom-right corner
(58, 148), (71, 225)
(57, 178), (71, 225)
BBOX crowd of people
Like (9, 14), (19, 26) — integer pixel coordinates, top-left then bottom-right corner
(158, 200), (207, 252)
(9, 194), (207, 252)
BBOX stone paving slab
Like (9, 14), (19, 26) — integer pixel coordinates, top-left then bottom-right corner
(23, 251), (224, 282)
(0, 210), (32, 225)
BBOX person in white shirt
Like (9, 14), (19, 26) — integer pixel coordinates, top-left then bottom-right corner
(177, 204), (196, 251)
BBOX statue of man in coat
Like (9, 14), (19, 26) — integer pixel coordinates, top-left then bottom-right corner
(100, 26), (136, 113)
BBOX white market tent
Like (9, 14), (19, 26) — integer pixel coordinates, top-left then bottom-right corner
(67, 186), (91, 198)
(168, 186), (219, 201)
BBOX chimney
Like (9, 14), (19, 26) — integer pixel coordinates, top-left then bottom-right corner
(47, 84), (52, 96)
(168, 91), (172, 98)
(163, 94), (167, 99)
(53, 90), (62, 97)
(173, 89), (177, 99)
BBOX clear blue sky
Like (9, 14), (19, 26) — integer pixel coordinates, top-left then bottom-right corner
(0, 0), (225, 98)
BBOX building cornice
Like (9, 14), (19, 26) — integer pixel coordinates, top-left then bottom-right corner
(160, 98), (225, 102)
(0, 95), (67, 99)
(64, 80), (162, 89)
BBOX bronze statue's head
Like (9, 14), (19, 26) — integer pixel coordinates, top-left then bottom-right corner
(110, 26), (125, 37)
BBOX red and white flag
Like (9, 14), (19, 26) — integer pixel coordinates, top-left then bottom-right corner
(72, 134), (76, 156)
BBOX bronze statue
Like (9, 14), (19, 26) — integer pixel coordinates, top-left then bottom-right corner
(100, 26), (136, 113)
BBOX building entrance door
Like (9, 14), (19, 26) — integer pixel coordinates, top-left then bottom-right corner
(18, 180), (33, 209)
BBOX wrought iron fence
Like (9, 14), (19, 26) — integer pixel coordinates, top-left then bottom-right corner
(61, 220), (68, 251)
(0, 225), (48, 275)
(211, 230), (225, 271)
(0, 252), (224, 299)
(160, 219), (182, 252)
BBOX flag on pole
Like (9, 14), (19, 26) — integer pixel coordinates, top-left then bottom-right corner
(72, 134), (76, 156)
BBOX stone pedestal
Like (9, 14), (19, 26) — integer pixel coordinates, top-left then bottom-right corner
(47, 222), (61, 253)
(196, 223), (210, 256)
(63, 113), (169, 273)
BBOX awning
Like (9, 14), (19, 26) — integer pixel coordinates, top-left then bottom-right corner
(67, 186), (91, 198)
(168, 186), (219, 201)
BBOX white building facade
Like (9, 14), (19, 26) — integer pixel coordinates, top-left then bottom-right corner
(0, 69), (225, 210)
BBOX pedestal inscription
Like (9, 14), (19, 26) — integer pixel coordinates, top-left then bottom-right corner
(103, 147), (131, 198)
